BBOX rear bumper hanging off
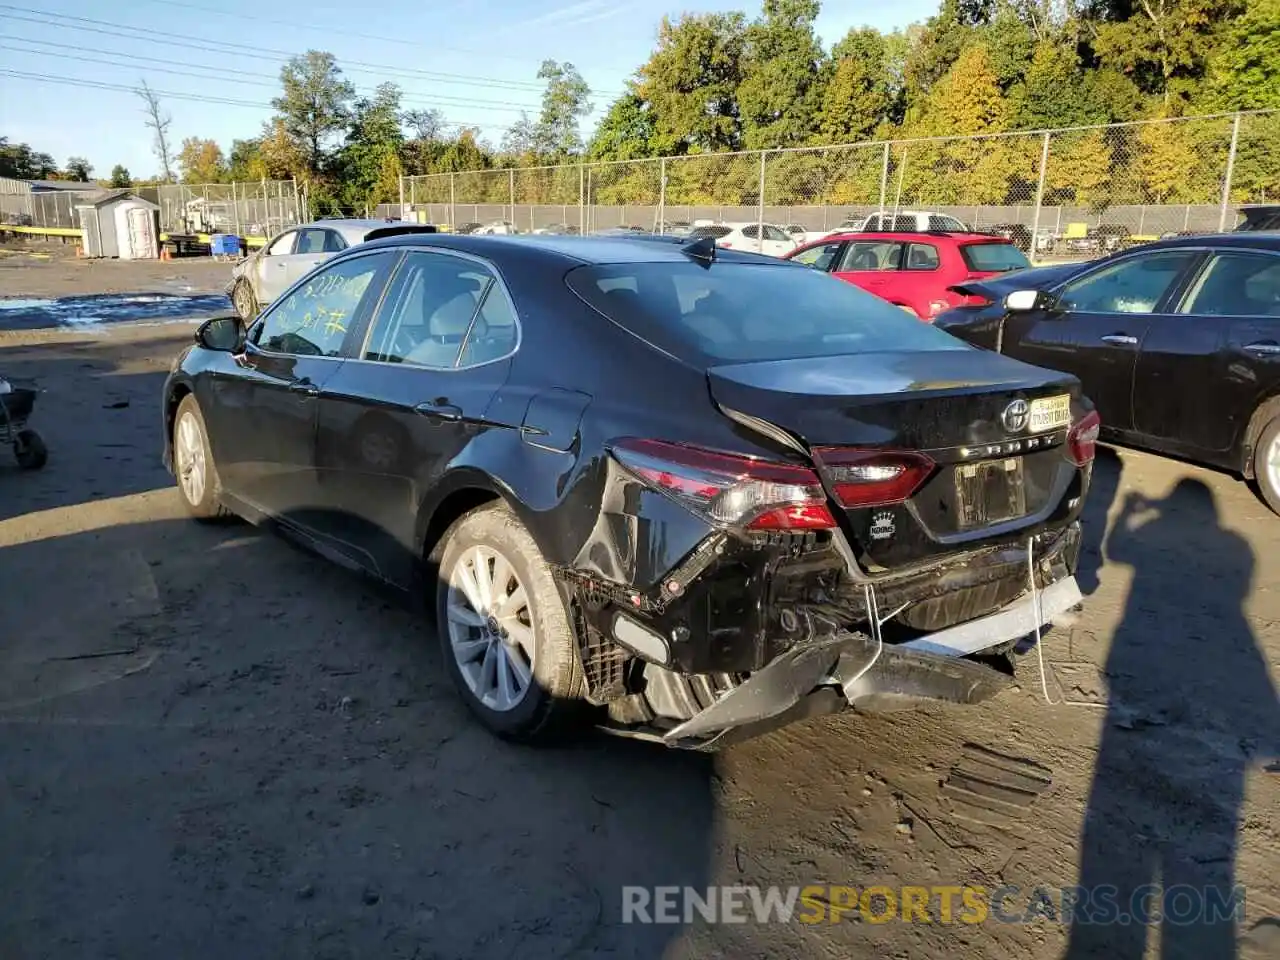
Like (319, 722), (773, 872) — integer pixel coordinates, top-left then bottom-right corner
(662, 574), (1080, 750)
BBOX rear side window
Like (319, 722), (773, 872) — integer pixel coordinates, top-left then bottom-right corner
(565, 262), (969, 365)
(961, 242), (1031, 273)
(689, 225), (732, 239)
(905, 243), (940, 270)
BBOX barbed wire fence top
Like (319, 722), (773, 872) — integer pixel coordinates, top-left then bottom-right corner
(402, 110), (1278, 239)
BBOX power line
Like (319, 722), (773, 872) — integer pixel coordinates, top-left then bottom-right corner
(0, 5), (618, 95)
(0, 69), (513, 130)
(133, 0), (576, 68)
(0, 36), (543, 113)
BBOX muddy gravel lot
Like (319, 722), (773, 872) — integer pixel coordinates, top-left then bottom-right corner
(1, 249), (1277, 960)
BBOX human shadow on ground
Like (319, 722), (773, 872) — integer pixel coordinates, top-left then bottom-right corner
(1065, 478), (1280, 960)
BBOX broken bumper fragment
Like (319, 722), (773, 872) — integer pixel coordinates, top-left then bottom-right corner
(662, 575), (1081, 750)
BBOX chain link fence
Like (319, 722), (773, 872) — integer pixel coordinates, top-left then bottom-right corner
(0, 188), (100, 229)
(155, 180), (302, 237)
(401, 111), (1278, 248)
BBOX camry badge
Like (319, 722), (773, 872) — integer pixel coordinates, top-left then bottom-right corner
(1002, 399), (1030, 433)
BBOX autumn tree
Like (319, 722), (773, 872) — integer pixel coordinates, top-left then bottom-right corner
(271, 50), (355, 177)
(1092, 0), (1244, 108)
(1206, 0), (1280, 110)
(912, 44), (1027, 203)
(177, 138), (229, 183)
(1135, 116), (1200, 202)
(815, 28), (893, 143)
(228, 138), (267, 181)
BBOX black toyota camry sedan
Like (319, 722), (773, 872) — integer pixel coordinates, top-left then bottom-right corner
(163, 233), (1097, 749)
(936, 233), (1280, 512)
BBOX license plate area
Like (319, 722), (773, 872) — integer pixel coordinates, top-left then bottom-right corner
(1028, 394), (1071, 433)
(956, 458), (1027, 529)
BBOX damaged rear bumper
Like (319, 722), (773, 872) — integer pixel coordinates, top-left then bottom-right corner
(661, 574), (1081, 751)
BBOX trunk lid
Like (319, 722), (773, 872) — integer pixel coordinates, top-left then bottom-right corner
(708, 350), (1084, 569)
(946, 262), (1086, 305)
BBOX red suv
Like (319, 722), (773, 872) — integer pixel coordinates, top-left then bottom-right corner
(784, 231), (1031, 320)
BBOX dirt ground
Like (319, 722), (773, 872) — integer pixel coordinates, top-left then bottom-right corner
(1, 254), (1277, 960)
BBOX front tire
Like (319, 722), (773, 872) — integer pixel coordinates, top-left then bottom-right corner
(173, 394), (229, 521)
(434, 502), (585, 741)
(14, 429), (47, 470)
(1253, 416), (1280, 515)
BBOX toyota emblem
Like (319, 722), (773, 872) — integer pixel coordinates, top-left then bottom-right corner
(1002, 399), (1030, 433)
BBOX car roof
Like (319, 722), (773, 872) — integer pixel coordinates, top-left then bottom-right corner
(300, 218), (435, 242)
(351, 231), (802, 266)
(799, 230), (1012, 245)
(1135, 232), (1280, 252)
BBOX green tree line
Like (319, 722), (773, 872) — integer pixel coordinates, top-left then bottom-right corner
(5, 0), (1278, 211)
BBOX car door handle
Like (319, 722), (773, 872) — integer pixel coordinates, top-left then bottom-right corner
(1100, 334), (1138, 346)
(289, 377), (318, 397)
(1243, 341), (1280, 356)
(414, 401), (462, 421)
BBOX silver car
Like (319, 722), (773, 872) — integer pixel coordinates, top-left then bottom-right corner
(226, 219), (438, 320)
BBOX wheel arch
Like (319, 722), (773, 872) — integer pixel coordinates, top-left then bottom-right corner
(416, 469), (517, 567)
(164, 379), (194, 466)
(1240, 395), (1280, 479)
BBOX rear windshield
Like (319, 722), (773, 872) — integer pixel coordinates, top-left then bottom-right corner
(565, 262), (970, 364)
(960, 241), (1030, 273)
(689, 225), (733, 239)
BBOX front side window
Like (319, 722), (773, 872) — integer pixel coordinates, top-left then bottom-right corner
(1058, 252), (1198, 314)
(363, 252), (493, 369)
(836, 241), (902, 272)
(791, 242), (843, 271)
(763, 225), (790, 242)
(255, 253), (393, 356)
(566, 261), (970, 365)
(1179, 253), (1280, 317)
(266, 231), (296, 256)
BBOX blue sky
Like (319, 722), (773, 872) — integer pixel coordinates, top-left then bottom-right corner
(0, 0), (939, 179)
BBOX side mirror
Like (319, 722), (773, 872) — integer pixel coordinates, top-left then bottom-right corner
(1004, 289), (1055, 313)
(195, 315), (246, 353)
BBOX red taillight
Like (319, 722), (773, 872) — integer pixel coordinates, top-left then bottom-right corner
(610, 438), (837, 531)
(1067, 410), (1101, 466)
(720, 242), (733, 248)
(814, 448), (935, 508)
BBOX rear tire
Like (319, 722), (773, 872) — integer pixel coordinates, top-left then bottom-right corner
(173, 394), (229, 521)
(232, 279), (259, 322)
(433, 501), (586, 742)
(1252, 416), (1280, 515)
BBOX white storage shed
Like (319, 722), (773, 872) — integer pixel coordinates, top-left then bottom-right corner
(76, 191), (161, 259)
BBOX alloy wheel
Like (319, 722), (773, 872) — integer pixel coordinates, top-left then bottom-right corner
(445, 545), (536, 712)
(175, 410), (206, 505)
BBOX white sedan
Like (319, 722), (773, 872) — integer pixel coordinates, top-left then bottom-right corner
(688, 222), (799, 257)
